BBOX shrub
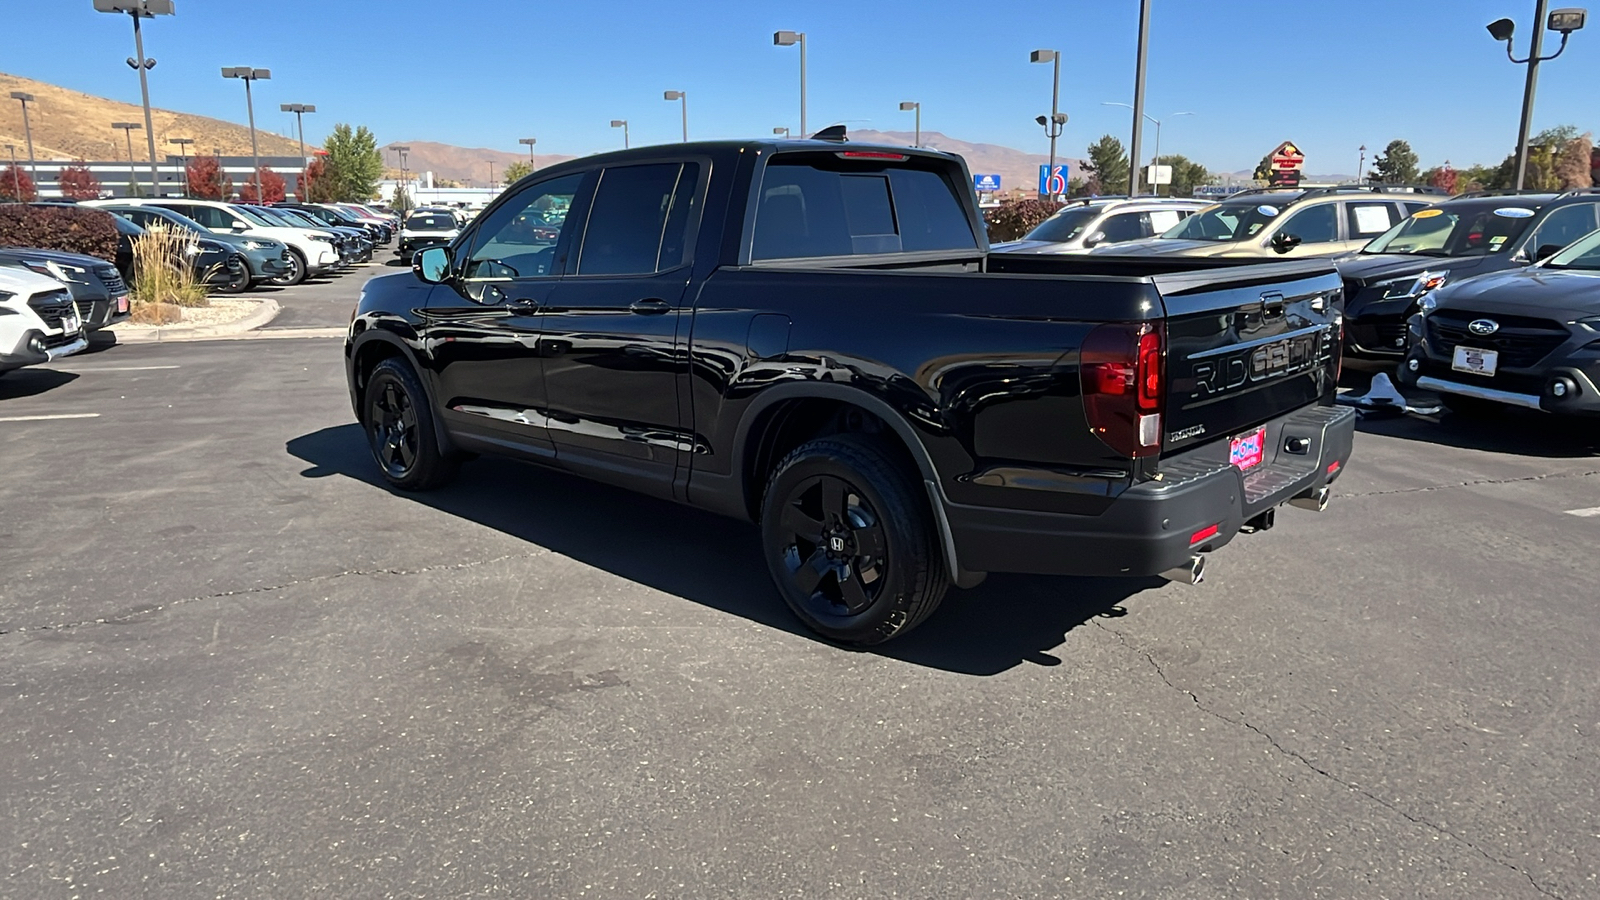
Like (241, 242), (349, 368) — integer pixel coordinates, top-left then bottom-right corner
(983, 198), (1064, 242)
(186, 155), (230, 200)
(0, 164), (37, 202)
(0, 204), (118, 261)
(129, 224), (210, 309)
(236, 166), (286, 203)
(57, 162), (102, 200)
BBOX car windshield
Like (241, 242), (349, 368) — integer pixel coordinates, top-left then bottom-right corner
(1543, 228), (1600, 270)
(121, 207), (207, 233)
(406, 214), (456, 232)
(1160, 202), (1283, 242)
(232, 206), (281, 227)
(274, 209), (322, 228)
(1021, 206), (1105, 243)
(1362, 207), (1535, 257)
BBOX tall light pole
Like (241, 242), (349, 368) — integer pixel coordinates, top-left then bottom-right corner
(222, 67), (270, 202)
(487, 160), (495, 191)
(773, 126), (790, 139)
(1129, 0), (1152, 194)
(93, 0), (172, 195)
(280, 103), (315, 200)
(112, 122), (142, 194)
(1357, 144), (1367, 184)
(773, 31), (806, 138)
(5, 144), (18, 200)
(664, 91), (687, 142)
(393, 145), (410, 210)
(898, 101), (921, 147)
(1030, 50), (1066, 199)
(1487, 4), (1587, 189)
(518, 137), (537, 163)
(169, 136), (193, 195)
(610, 120), (629, 148)
(9, 92), (37, 184)
(1103, 103), (1192, 195)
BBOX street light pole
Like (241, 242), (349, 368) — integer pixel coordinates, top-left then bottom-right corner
(393, 145), (411, 210)
(664, 91), (687, 142)
(1103, 103), (1192, 195)
(898, 102), (921, 147)
(1487, 2), (1586, 189)
(222, 67), (270, 202)
(281, 103), (315, 200)
(1357, 145), (1367, 184)
(519, 137), (537, 162)
(9, 93), (37, 184)
(772, 127), (790, 139)
(1129, 0), (1152, 195)
(1030, 50), (1065, 199)
(169, 136), (193, 195)
(5, 144), (18, 199)
(112, 122), (141, 194)
(773, 31), (806, 138)
(610, 120), (629, 148)
(94, 1), (173, 194)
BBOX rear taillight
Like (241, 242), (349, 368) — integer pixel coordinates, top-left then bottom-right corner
(1081, 322), (1165, 458)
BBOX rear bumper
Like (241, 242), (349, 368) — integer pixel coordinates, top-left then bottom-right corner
(948, 404), (1356, 577)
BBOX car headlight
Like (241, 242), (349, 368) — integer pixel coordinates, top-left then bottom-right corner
(1379, 270), (1447, 300)
(308, 234), (334, 243)
(24, 260), (89, 284)
(1419, 294), (1440, 315)
(183, 243), (202, 256)
(240, 239), (271, 250)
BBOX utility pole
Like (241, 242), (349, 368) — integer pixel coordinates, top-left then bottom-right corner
(1487, 2), (1586, 189)
(222, 67), (271, 201)
(169, 136), (193, 195)
(1030, 50), (1066, 199)
(95, 1), (174, 194)
(1129, 0), (1152, 195)
(281, 104), (316, 200)
(112, 122), (142, 194)
(8, 93), (37, 185)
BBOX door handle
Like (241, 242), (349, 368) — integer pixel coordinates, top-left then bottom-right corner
(629, 298), (672, 315)
(505, 298), (541, 314)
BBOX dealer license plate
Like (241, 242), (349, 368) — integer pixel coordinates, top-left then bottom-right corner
(115, 295), (129, 314)
(1229, 427), (1266, 472)
(1452, 345), (1498, 377)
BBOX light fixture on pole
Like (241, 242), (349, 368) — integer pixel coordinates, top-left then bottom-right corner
(1030, 50), (1066, 199)
(898, 101), (921, 147)
(773, 30), (807, 138)
(1103, 103), (1192, 195)
(773, 126), (790, 139)
(1487, 3), (1587, 189)
(112, 122), (142, 194)
(610, 120), (629, 149)
(8, 92), (37, 185)
(280, 103), (315, 200)
(519, 137), (537, 163)
(169, 136), (193, 195)
(222, 67), (270, 202)
(94, 0), (172, 195)
(1357, 144), (1367, 183)
(663, 91), (688, 142)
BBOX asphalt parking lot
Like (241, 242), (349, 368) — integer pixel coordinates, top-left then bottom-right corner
(1, 304), (1598, 897)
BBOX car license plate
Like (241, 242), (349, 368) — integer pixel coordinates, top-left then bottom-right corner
(1452, 345), (1498, 377)
(115, 295), (129, 314)
(1229, 427), (1266, 471)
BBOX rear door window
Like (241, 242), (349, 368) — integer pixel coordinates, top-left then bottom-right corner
(1097, 212), (1146, 244)
(752, 156), (976, 261)
(1346, 201), (1400, 238)
(1279, 203), (1339, 244)
(1530, 203), (1600, 254)
(576, 162), (700, 275)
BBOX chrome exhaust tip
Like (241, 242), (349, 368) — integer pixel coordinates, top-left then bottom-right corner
(1160, 554), (1206, 585)
(1289, 486), (1331, 512)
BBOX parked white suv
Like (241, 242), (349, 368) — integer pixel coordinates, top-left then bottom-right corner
(87, 198), (341, 286)
(0, 267), (86, 377)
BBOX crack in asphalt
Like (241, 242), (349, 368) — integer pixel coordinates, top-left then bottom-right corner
(1091, 619), (1565, 900)
(1342, 469), (1600, 499)
(0, 551), (545, 637)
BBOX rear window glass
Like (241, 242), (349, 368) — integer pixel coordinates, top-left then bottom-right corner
(752, 156), (976, 260)
(407, 214), (457, 231)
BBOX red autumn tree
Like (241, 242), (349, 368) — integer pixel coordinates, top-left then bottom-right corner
(56, 162), (102, 200)
(236, 166), (286, 203)
(1428, 163), (1458, 195)
(300, 158), (331, 202)
(0, 164), (37, 202)
(186, 154), (231, 200)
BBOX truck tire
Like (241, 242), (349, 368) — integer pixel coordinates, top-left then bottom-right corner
(761, 434), (949, 645)
(362, 358), (458, 491)
(269, 248), (307, 287)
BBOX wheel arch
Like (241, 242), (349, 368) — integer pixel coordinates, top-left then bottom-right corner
(348, 327), (458, 455)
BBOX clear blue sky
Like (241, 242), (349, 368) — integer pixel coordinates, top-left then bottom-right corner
(5, 0), (1598, 173)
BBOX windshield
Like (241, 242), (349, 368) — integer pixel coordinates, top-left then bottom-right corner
(406, 214), (457, 232)
(1543, 228), (1600, 270)
(1363, 207), (1535, 257)
(232, 206), (281, 227)
(1022, 206), (1105, 243)
(124, 207), (207, 233)
(274, 209), (323, 228)
(1161, 202), (1283, 242)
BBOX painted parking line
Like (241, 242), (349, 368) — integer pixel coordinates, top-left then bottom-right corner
(52, 365), (180, 372)
(1565, 507), (1600, 518)
(0, 413), (101, 423)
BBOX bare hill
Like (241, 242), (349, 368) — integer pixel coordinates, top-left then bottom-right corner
(383, 141), (576, 186)
(0, 71), (304, 162)
(849, 129), (1083, 195)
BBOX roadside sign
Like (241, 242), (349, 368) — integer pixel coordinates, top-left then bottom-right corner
(1193, 184), (1242, 199)
(1146, 165), (1172, 186)
(1268, 140), (1305, 188)
(1037, 164), (1069, 196)
(973, 173), (1002, 193)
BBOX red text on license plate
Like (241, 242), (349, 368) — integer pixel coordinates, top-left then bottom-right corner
(1230, 427), (1266, 471)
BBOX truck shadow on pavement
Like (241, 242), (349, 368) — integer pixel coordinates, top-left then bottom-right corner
(287, 424), (1151, 676)
(0, 367), (78, 400)
(1354, 408), (1600, 458)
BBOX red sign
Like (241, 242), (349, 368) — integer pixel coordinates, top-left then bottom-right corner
(1268, 141), (1304, 188)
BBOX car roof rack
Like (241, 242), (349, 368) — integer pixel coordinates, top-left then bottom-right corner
(1220, 183), (1447, 208)
(1451, 189), (1554, 199)
(1554, 186), (1600, 199)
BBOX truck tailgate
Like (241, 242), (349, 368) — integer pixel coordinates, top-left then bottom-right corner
(1151, 261), (1342, 454)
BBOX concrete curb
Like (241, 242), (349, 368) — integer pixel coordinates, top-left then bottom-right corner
(110, 298), (281, 343)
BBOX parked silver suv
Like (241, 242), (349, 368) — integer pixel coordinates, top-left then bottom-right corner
(994, 197), (1208, 254)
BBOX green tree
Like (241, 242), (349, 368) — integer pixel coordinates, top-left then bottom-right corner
(322, 124), (385, 201)
(390, 184), (413, 213)
(1083, 135), (1129, 195)
(1369, 140), (1420, 184)
(502, 160), (533, 184)
(1252, 151), (1275, 183)
(1158, 154), (1211, 197)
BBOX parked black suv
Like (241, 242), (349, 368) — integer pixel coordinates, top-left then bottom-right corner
(1339, 189), (1600, 359)
(1396, 226), (1600, 417)
(347, 137), (1354, 645)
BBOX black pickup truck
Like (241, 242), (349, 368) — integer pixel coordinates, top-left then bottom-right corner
(345, 136), (1355, 645)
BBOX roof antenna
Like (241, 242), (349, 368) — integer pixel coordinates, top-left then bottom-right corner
(810, 124), (848, 143)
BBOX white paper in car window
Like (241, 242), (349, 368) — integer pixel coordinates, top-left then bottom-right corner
(1147, 209), (1181, 234)
(1353, 205), (1393, 234)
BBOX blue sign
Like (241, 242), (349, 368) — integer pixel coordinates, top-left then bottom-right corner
(1038, 164), (1069, 196)
(973, 173), (1002, 193)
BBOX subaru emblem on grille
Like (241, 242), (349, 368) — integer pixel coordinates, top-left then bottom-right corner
(1468, 319), (1500, 336)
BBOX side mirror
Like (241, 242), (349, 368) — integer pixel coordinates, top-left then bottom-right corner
(413, 246), (451, 284)
(1082, 230), (1107, 248)
(1272, 232), (1302, 253)
(231, 222), (248, 232)
(1536, 243), (1565, 262)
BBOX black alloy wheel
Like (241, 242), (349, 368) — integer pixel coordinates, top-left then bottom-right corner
(268, 249), (306, 286)
(217, 256), (251, 293)
(761, 435), (948, 645)
(362, 358), (458, 491)
(369, 378), (418, 478)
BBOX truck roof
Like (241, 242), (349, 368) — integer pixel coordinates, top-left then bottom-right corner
(516, 138), (962, 180)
